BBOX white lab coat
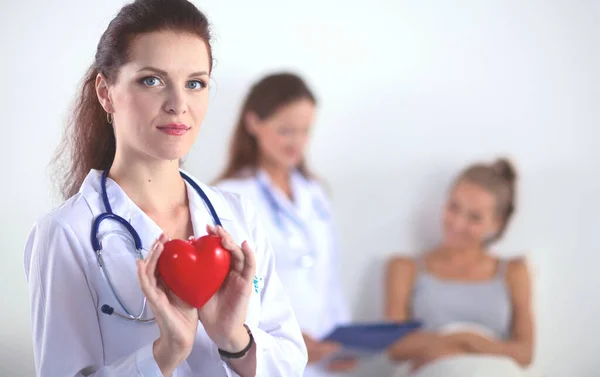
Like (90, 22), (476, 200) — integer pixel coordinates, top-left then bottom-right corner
(24, 169), (307, 377)
(217, 168), (351, 377)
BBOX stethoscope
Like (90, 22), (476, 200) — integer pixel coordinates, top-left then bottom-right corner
(256, 175), (330, 268)
(91, 170), (222, 323)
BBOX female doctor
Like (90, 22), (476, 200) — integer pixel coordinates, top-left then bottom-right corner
(215, 73), (357, 376)
(23, 1), (307, 376)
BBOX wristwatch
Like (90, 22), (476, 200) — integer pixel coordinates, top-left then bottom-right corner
(218, 324), (254, 359)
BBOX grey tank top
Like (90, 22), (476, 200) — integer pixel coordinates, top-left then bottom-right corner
(410, 257), (512, 339)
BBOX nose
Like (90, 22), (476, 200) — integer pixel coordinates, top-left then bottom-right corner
(450, 214), (468, 233)
(163, 87), (187, 115)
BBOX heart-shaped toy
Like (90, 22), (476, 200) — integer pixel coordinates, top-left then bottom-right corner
(157, 235), (230, 308)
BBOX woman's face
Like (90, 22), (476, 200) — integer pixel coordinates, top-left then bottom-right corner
(246, 98), (316, 170)
(96, 30), (211, 162)
(442, 180), (501, 250)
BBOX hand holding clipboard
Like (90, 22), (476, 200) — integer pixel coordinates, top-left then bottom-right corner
(320, 320), (422, 360)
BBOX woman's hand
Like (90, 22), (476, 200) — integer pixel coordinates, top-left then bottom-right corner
(443, 332), (493, 353)
(197, 225), (256, 353)
(137, 233), (199, 377)
(410, 335), (469, 371)
(325, 357), (358, 372)
(303, 333), (341, 364)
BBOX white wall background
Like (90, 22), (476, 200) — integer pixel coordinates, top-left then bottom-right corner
(1, 0), (598, 376)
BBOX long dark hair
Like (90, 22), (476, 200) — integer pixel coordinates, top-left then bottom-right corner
(51, 0), (213, 200)
(216, 72), (317, 182)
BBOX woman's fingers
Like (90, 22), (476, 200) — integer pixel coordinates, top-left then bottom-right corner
(318, 341), (341, 355)
(137, 259), (159, 304)
(215, 226), (245, 273)
(240, 241), (256, 281)
(206, 224), (216, 235)
(206, 225), (254, 277)
(145, 233), (167, 286)
(138, 234), (168, 303)
(326, 358), (357, 372)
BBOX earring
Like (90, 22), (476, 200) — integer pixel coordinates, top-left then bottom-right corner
(106, 112), (113, 124)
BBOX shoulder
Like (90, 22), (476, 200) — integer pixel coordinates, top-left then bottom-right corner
(502, 256), (531, 280)
(33, 168), (103, 238)
(31, 194), (95, 239)
(500, 256), (532, 299)
(215, 176), (259, 198)
(498, 256), (529, 278)
(24, 194), (93, 274)
(299, 172), (329, 198)
(386, 255), (418, 277)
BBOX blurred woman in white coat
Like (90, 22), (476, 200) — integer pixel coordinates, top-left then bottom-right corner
(216, 73), (357, 376)
(23, 1), (307, 376)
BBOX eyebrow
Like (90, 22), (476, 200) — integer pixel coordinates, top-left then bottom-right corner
(136, 66), (209, 77)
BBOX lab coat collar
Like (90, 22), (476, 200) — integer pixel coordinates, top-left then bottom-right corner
(256, 167), (313, 222)
(80, 169), (233, 251)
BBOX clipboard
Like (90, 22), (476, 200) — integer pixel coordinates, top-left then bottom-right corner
(320, 320), (422, 359)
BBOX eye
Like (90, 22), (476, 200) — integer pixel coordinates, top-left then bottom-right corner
(140, 76), (163, 87)
(468, 212), (482, 223)
(447, 201), (459, 213)
(186, 80), (207, 90)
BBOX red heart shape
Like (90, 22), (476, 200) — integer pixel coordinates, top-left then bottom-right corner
(157, 235), (230, 308)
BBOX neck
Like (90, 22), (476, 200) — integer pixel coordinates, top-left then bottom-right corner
(109, 152), (187, 214)
(259, 156), (291, 198)
(438, 244), (486, 265)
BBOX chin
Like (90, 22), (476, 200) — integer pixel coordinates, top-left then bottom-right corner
(153, 147), (190, 162)
(442, 236), (467, 250)
(286, 157), (303, 169)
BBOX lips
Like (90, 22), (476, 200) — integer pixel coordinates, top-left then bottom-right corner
(157, 123), (190, 136)
(157, 123), (190, 130)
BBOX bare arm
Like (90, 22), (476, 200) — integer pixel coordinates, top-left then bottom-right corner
(452, 258), (535, 366)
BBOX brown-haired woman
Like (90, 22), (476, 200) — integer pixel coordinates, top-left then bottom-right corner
(385, 158), (536, 376)
(215, 72), (357, 377)
(23, 1), (307, 376)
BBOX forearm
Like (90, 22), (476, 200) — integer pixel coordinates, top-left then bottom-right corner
(218, 326), (257, 377)
(228, 344), (257, 377)
(387, 331), (443, 361)
(466, 338), (533, 366)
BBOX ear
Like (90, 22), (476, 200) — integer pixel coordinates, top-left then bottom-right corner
(95, 73), (114, 114)
(244, 112), (261, 136)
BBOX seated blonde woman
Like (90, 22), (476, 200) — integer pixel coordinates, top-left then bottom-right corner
(385, 158), (536, 377)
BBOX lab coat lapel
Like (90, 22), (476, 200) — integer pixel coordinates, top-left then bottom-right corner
(290, 170), (313, 224)
(257, 168), (303, 226)
(85, 169), (236, 255)
(81, 170), (163, 254)
(180, 169), (235, 236)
